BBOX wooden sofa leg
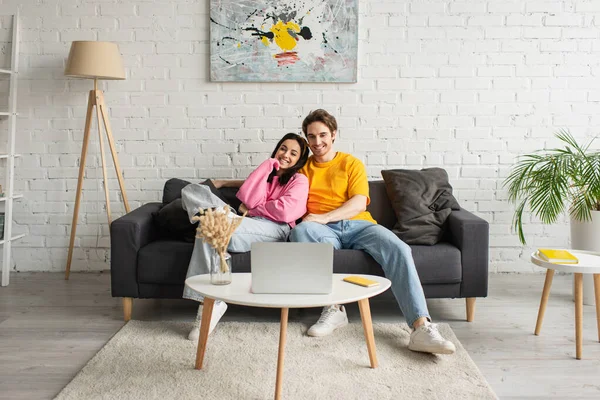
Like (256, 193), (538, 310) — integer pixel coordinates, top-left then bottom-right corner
(466, 298), (476, 322)
(123, 297), (133, 322)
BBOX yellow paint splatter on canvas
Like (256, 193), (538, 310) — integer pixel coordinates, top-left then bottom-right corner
(270, 20), (301, 51)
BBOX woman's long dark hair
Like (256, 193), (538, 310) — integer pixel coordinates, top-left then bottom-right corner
(267, 133), (310, 186)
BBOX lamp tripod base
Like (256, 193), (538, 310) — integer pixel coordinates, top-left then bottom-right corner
(65, 86), (130, 279)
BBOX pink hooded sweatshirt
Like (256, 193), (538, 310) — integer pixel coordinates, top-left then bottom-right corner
(236, 158), (309, 227)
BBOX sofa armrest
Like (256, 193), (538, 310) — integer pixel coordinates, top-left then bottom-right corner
(446, 208), (489, 298)
(110, 202), (162, 298)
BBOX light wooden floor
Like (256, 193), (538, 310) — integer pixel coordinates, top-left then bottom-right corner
(1, 272), (599, 400)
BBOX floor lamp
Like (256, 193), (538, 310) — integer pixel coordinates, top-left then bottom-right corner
(64, 41), (131, 280)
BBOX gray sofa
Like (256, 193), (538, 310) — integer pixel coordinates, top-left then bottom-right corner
(111, 180), (489, 322)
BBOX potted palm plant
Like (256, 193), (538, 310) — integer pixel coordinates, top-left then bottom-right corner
(504, 130), (600, 304)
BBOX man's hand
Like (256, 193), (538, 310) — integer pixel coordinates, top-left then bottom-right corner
(238, 203), (249, 215)
(303, 213), (330, 224)
(212, 179), (245, 189)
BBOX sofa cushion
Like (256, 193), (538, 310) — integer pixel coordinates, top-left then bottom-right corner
(367, 181), (397, 230)
(330, 244), (461, 284)
(138, 241), (461, 286)
(138, 240), (194, 284)
(411, 243), (462, 284)
(381, 168), (460, 245)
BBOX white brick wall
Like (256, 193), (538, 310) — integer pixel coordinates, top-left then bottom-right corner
(0, 0), (598, 273)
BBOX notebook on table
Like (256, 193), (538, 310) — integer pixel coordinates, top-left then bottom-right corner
(251, 242), (334, 294)
(537, 248), (579, 264)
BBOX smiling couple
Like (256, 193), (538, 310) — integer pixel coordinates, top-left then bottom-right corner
(182, 109), (456, 356)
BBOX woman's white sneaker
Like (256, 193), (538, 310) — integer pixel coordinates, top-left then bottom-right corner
(188, 301), (228, 341)
(408, 322), (456, 354)
(307, 305), (348, 337)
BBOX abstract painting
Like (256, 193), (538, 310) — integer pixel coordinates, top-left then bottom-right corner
(210, 0), (358, 82)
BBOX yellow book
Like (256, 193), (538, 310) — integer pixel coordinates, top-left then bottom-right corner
(538, 249), (578, 264)
(343, 276), (380, 287)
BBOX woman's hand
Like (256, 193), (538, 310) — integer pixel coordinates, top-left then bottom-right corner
(212, 179), (223, 189)
(271, 158), (280, 171)
(238, 203), (249, 215)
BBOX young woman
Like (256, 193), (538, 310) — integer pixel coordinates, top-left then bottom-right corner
(182, 133), (310, 340)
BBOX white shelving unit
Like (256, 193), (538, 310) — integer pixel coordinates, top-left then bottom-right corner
(1, 14), (24, 286)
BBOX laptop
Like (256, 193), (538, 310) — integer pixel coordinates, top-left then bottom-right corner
(251, 242), (334, 294)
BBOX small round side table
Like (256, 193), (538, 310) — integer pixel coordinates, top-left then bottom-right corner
(531, 250), (600, 360)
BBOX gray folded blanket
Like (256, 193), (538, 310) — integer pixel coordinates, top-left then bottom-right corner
(181, 183), (230, 223)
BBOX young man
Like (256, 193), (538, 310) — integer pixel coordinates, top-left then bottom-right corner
(290, 109), (455, 355)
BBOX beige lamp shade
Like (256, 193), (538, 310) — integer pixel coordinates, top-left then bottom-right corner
(64, 41), (125, 80)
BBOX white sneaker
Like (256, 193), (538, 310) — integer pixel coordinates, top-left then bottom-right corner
(307, 305), (349, 337)
(188, 301), (228, 341)
(408, 322), (456, 354)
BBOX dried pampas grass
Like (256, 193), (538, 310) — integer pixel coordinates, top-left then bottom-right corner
(192, 206), (246, 273)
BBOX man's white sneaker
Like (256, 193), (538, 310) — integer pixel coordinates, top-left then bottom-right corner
(307, 305), (348, 337)
(408, 322), (456, 354)
(188, 300), (228, 341)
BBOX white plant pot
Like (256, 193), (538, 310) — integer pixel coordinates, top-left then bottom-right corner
(570, 210), (600, 305)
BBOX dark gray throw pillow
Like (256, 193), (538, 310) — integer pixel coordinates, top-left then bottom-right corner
(162, 178), (191, 205)
(381, 168), (460, 245)
(152, 198), (197, 242)
(219, 187), (242, 214)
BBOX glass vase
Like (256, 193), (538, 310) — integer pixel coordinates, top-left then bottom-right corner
(210, 249), (232, 285)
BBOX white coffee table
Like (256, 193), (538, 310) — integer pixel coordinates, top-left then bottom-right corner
(531, 250), (600, 359)
(185, 273), (391, 400)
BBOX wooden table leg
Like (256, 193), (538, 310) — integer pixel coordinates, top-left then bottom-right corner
(358, 298), (378, 368)
(594, 274), (600, 343)
(535, 269), (555, 336)
(275, 308), (288, 400)
(575, 273), (583, 360)
(195, 298), (215, 369)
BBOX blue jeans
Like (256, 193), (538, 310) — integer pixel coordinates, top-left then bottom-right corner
(183, 216), (291, 302)
(289, 220), (430, 327)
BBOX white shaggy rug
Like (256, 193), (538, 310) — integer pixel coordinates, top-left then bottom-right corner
(55, 321), (496, 400)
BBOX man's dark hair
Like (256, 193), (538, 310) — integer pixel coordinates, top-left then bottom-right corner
(267, 133), (310, 186)
(301, 109), (338, 136)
